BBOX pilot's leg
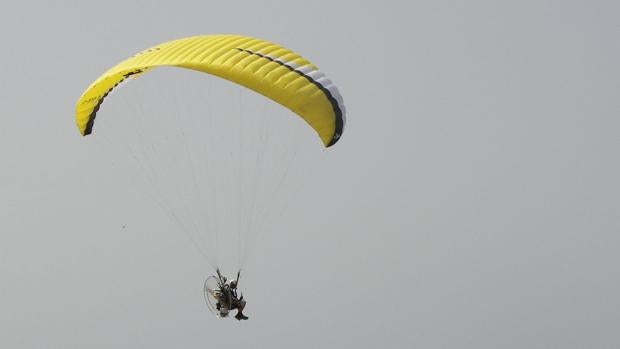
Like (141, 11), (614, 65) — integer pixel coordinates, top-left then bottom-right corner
(234, 299), (248, 320)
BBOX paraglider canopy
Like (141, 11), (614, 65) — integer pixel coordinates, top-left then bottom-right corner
(75, 34), (346, 147)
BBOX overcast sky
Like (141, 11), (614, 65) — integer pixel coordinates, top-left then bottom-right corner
(1, 1), (619, 348)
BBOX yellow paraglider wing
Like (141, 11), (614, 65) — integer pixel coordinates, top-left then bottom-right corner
(75, 34), (345, 147)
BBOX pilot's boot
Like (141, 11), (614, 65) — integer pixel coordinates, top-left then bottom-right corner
(235, 311), (249, 320)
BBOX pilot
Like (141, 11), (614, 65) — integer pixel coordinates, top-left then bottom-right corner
(214, 274), (248, 320)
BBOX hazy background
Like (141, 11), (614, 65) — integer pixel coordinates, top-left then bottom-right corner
(1, 1), (619, 348)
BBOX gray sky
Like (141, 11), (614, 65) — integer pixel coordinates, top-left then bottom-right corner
(1, 1), (619, 348)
